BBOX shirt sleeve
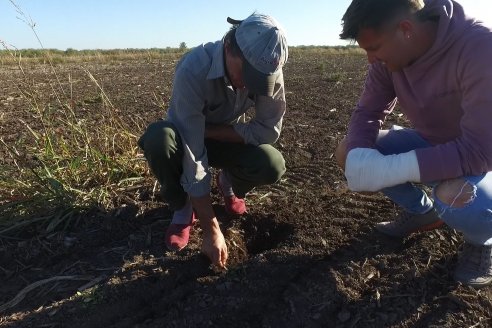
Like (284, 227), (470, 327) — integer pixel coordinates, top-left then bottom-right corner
(233, 72), (286, 145)
(169, 66), (211, 197)
(346, 63), (397, 151)
(415, 35), (492, 182)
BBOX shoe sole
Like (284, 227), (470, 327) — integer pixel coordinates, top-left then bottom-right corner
(454, 272), (492, 288)
(166, 243), (186, 252)
(376, 219), (445, 238)
(454, 278), (492, 288)
(410, 220), (445, 234)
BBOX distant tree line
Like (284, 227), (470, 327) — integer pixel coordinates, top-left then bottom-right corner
(0, 44), (363, 59)
(0, 47), (190, 58)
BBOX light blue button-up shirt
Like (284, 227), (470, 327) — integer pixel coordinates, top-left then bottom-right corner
(166, 41), (286, 197)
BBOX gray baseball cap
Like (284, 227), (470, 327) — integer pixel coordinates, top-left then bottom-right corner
(227, 13), (288, 97)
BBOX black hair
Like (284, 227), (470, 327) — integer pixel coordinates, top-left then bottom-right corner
(223, 26), (244, 58)
(340, 0), (425, 40)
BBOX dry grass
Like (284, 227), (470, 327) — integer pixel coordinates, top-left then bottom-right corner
(0, 48), (186, 65)
(0, 2), (152, 234)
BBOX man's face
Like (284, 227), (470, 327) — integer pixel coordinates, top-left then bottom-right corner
(224, 43), (246, 90)
(356, 24), (411, 72)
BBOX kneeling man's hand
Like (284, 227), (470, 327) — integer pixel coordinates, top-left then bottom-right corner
(201, 220), (228, 269)
(345, 148), (420, 192)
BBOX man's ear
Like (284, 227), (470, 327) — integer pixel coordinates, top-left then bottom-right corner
(224, 40), (230, 54)
(398, 19), (414, 39)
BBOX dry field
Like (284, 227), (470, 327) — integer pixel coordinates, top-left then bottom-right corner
(1, 48), (491, 327)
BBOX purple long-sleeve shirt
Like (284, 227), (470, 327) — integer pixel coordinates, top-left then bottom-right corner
(346, 0), (492, 182)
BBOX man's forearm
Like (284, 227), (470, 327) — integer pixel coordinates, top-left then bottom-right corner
(190, 194), (221, 233)
(205, 124), (244, 143)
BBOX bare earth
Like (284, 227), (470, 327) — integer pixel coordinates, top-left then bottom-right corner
(1, 51), (491, 327)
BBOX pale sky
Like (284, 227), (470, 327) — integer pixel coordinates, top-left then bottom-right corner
(0, 0), (490, 50)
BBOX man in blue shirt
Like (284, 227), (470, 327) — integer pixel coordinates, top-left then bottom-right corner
(138, 13), (288, 269)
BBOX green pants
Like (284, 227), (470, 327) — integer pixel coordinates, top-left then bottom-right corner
(138, 120), (286, 210)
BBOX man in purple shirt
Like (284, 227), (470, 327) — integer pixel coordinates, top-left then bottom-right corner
(335, 0), (492, 287)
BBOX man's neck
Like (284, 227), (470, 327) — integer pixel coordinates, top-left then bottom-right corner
(413, 20), (439, 60)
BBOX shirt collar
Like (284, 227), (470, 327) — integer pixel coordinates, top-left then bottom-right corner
(206, 41), (227, 80)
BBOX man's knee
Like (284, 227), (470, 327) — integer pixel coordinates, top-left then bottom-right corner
(258, 145), (286, 184)
(435, 178), (477, 208)
(138, 121), (180, 158)
(335, 137), (348, 170)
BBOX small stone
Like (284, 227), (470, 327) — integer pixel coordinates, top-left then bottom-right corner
(376, 262), (386, 270)
(338, 311), (351, 322)
(388, 313), (398, 323)
(64, 236), (77, 248)
(378, 312), (388, 322)
(48, 309), (59, 317)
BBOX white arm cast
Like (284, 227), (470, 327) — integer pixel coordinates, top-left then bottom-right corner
(345, 148), (420, 192)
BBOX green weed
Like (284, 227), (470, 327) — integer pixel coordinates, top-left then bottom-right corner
(0, 1), (149, 235)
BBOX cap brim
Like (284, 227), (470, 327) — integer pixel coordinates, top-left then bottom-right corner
(242, 59), (279, 97)
(227, 17), (243, 25)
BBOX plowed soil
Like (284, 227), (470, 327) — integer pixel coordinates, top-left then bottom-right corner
(1, 50), (491, 328)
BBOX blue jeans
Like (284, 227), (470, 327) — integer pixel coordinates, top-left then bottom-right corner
(375, 126), (492, 245)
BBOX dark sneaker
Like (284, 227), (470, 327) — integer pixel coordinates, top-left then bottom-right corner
(454, 242), (492, 288)
(216, 171), (246, 216)
(165, 212), (196, 251)
(375, 208), (444, 238)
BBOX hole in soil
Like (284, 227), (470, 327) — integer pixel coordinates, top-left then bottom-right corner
(241, 215), (294, 255)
